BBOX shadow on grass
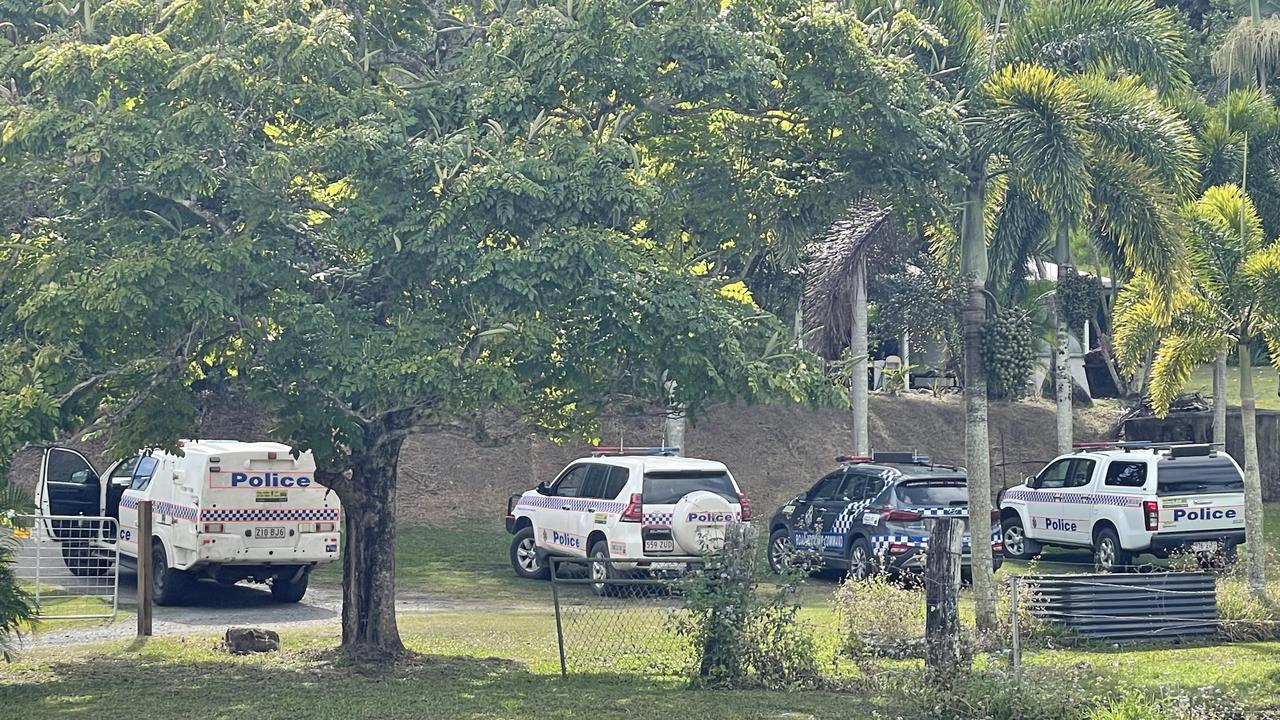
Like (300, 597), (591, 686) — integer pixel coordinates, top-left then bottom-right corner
(4, 651), (887, 720)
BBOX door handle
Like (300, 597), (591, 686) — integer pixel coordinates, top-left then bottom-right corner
(586, 508), (597, 513)
(561, 505), (572, 511)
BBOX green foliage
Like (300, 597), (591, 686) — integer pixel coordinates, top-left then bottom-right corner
(677, 525), (821, 690)
(868, 249), (968, 344)
(984, 305), (1037, 400)
(1057, 271), (1103, 330)
(0, 478), (35, 660)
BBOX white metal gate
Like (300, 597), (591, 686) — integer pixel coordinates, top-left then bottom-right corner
(5, 514), (120, 620)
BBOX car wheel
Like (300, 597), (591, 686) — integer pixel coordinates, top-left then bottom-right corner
(509, 527), (549, 580)
(1001, 514), (1038, 561)
(767, 528), (794, 574)
(1093, 527), (1131, 573)
(846, 537), (873, 581)
(270, 569), (310, 603)
(151, 542), (193, 606)
(589, 540), (618, 597)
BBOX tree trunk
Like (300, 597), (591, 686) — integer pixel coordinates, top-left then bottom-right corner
(1054, 229), (1073, 454)
(1213, 349), (1229, 444)
(664, 380), (686, 455)
(924, 517), (964, 689)
(337, 435), (407, 659)
(959, 170), (996, 631)
(850, 253), (869, 455)
(1237, 342), (1267, 595)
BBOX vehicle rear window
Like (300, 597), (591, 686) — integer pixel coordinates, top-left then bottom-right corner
(895, 479), (968, 507)
(1157, 457), (1244, 496)
(642, 471), (737, 505)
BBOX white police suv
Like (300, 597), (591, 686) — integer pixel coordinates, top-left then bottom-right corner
(999, 442), (1246, 571)
(504, 447), (750, 594)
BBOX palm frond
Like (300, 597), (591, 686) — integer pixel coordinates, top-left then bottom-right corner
(1149, 331), (1230, 416)
(1184, 184), (1266, 316)
(981, 64), (1091, 220)
(803, 201), (898, 359)
(1074, 73), (1200, 194)
(1211, 16), (1280, 86)
(1088, 146), (1185, 288)
(1002, 0), (1190, 92)
(1245, 243), (1280, 324)
(1112, 273), (1167, 372)
(986, 179), (1050, 301)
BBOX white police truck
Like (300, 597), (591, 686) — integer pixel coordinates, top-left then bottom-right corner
(504, 447), (750, 594)
(999, 441), (1246, 571)
(36, 440), (341, 605)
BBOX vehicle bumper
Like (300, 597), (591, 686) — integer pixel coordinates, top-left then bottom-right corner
(196, 532), (341, 565)
(1147, 530), (1246, 553)
(884, 548), (1004, 573)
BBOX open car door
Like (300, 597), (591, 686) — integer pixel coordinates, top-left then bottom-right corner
(36, 447), (104, 541)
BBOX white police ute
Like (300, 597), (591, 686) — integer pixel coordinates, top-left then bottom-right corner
(999, 442), (1247, 571)
(504, 447), (750, 594)
(36, 440), (341, 605)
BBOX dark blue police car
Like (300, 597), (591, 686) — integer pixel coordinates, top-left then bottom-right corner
(766, 452), (1003, 580)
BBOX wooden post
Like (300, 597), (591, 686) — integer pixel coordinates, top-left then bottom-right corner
(136, 500), (153, 637)
(924, 517), (964, 688)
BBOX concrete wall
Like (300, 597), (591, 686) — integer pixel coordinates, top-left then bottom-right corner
(1124, 410), (1280, 501)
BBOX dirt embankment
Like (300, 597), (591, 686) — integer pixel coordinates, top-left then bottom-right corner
(7, 394), (1118, 525)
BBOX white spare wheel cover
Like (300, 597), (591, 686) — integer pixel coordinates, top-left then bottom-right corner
(671, 491), (738, 554)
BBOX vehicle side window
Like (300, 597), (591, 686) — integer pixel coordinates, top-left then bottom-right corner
(863, 475), (886, 500)
(1105, 461), (1148, 488)
(111, 458), (139, 483)
(602, 466), (629, 499)
(1035, 460), (1072, 489)
(130, 456), (159, 491)
(1065, 459), (1096, 489)
(843, 474), (869, 502)
(553, 466), (587, 498)
(810, 472), (848, 501)
(579, 464), (609, 499)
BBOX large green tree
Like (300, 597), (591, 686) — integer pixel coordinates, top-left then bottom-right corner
(1, 0), (962, 658)
(880, 0), (1192, 629)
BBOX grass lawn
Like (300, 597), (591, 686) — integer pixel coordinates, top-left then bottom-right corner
(1187, 364), (1280, 410)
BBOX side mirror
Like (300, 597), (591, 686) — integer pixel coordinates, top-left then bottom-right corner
(70, 470), (99, 485)
(1023, 475), (1036, 488)
(536, 481), (551, 495)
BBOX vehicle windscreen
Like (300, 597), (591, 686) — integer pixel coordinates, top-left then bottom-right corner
(895, 479), (968, 507)
(1156, 457), (1244, 496)
(642, 471), (738, 504)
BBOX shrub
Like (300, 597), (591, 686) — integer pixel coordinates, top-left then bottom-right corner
(832, 571), (925, 660)
(677, 523), (822, 689)
(1214, 549), (1280, 642)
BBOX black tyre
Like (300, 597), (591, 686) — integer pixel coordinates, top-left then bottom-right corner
(61, 542), (111, 577)
(1001, 513), (1039, 561)
(767, 528), (795, 574)
(151, 542), (194, 606)
(588, 540), (618, 597)
(846, 536), (874, 580)
(509, 526), (549, 580)
(1093, 527), (1132, 573)
(270, 570), (310, 603)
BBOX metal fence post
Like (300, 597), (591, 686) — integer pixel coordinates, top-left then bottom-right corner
(551, 557), (567, 679)
(137, 500), (153, 637)
(1010, 575), (1021, 679)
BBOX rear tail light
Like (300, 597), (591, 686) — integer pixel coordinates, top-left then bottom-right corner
(621, 493), (643, 522)
(879, 508), (922, 522)
(888, 543), (910, 555)
(316, 522), (336, 533)
(738, 493), (752, 521)
(202, 523), (225, 533)
(1143, 500), (1159, 531)
(991, 509), (1000, 523)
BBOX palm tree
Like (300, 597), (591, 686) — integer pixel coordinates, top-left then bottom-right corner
(0, 477), (35, 660)
(899, 0), (1193, 628)
(1115, 184), (1278, 595)
(804, 201), (898, 455)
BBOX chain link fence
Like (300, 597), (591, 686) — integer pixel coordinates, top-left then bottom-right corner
(5, 514), (120, 620)
(550, 556), (696, 678)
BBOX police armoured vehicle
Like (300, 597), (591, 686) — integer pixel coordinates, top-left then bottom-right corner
(36, 440), (341, 605)
(766, 452), (1002, 580)
(999, 441), (1247, 571)
(505, 447), (750, 595)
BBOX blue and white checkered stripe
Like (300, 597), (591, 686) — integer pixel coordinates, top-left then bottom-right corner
(644, 512), (674, 526)
(871, 528), (1002, 556)
(201, 508), (340, 523)
(916, 507), (969, 518)
(1002, 490), (1141, 507)
(515, 496), (627, 514)
(831, 499), (873, 534)
(120, 495), (198, 522)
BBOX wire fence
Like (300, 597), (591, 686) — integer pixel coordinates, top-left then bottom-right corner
(549, 556), (695, 678)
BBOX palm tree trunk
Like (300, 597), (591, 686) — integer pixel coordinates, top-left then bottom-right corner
(960, 170), (996, 631)
(1237, 341), (1267, 595)
(850, 253), (869, 455)
(1054, 228), (1073, 453)
(1213, 349), (1228, 444)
